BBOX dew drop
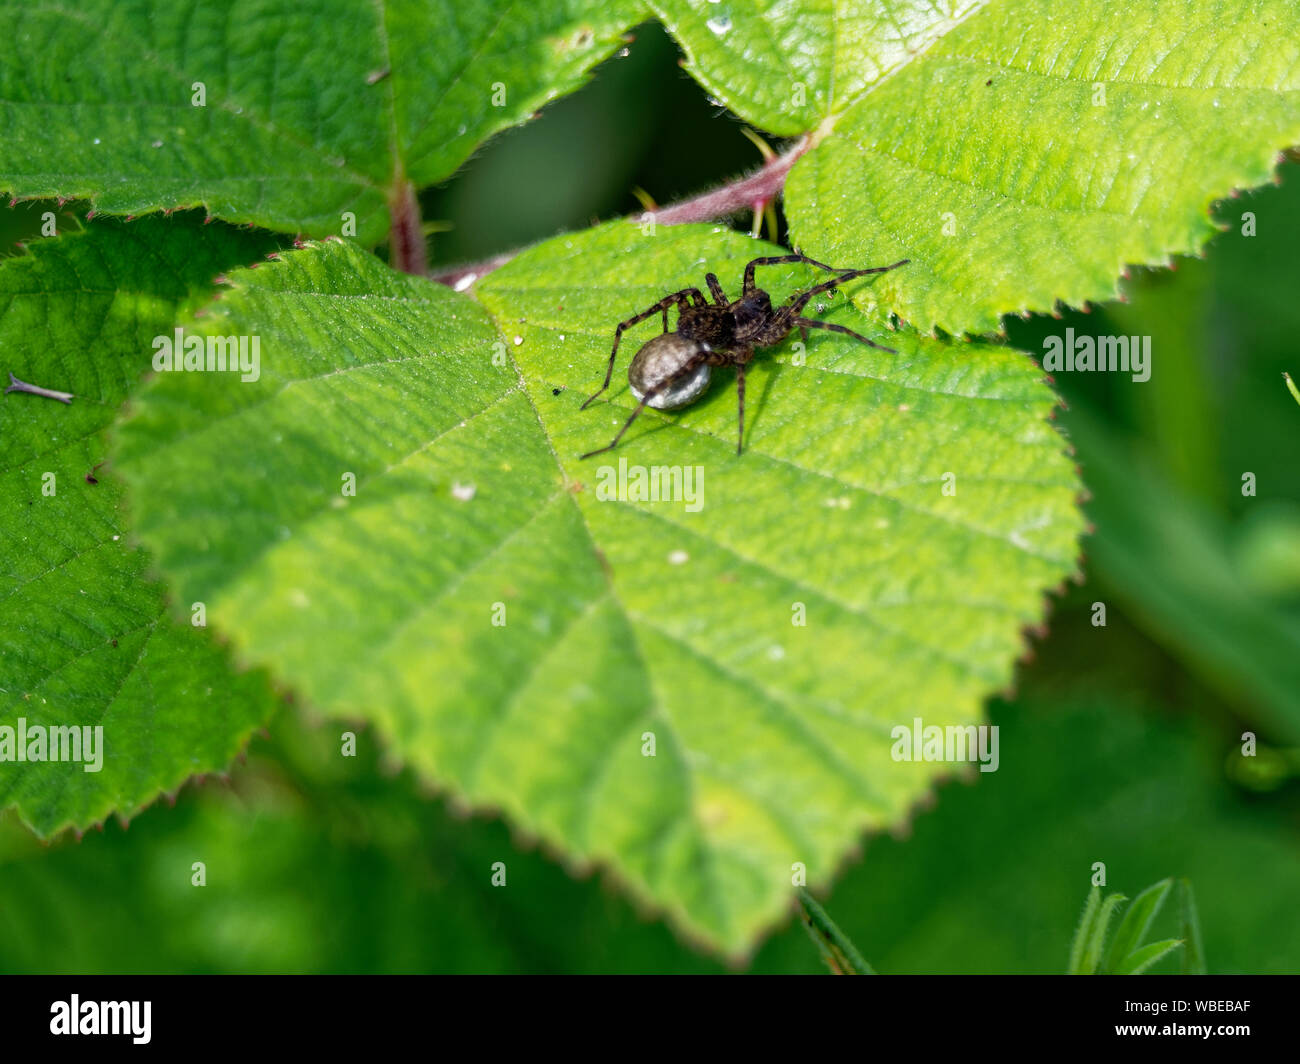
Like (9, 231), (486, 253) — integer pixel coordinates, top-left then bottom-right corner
(707, 13), (732, 34)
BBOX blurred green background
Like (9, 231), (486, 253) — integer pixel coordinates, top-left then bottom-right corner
(1, 23), (1297, 974)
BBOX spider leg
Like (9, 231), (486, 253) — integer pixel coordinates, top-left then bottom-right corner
(741, 254), (846, 294)
(580, 351), (712, 459)
(581, 289), (705, 410)
(785, 259), (909, 316)
(672, 289), (711, 325)
(705, 273), (729, 304)
(579, 396), (653, 459)
(793, 316), (897, 354)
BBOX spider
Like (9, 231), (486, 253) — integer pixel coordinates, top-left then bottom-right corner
(578, 252), (909, 458)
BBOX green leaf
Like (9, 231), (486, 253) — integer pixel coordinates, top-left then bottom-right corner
(1081, 891), (1126, 974)
(1105, 877), (1172, 973)
(1179, 877), (1207, 975)
(115, 225), (1083, 954)
(1067, 883), (1101, 974)
(1114, 937), (1182, 975)
(0, 0), (641, 243)
(0, 215), (282, 837)
(650, 0), (989, 136)
(712, 0), (1300, 335)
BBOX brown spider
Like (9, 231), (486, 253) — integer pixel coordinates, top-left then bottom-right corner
(578, 252), (909, 458)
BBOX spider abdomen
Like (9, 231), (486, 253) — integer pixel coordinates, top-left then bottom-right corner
(628, 332), (712, 410)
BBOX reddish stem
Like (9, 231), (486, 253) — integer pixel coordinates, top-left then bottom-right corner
(429, 138), (810, 288)
(388, 179), (429, 276)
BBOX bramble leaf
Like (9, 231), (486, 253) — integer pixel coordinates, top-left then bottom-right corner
(656, 0), (1300, 335)
(115, 225), (1083, 953)
(650, 0), (988, 135)
(0, 216), (282, 837)
(0, 0), (641, 243)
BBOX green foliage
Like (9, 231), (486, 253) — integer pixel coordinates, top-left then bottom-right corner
(1179, 876), (1207, 975)
(798, 888), (875, 974)
(114, 225), (1082, 952)
(787, 0), (1300, 333)
(2, 696), (1292, 974)
(655, 1), (1300, 333)
(0, 0), (1297, 969)
(652, 0), (989, 135)
(1066, 410), (1300, 741)
(805, 864), (1196, 975)
(1068, 878), (1189, 975)
(0, 0), (640, 243)
(0, 216), (281, 836)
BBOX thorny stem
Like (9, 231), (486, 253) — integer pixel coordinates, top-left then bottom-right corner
(388, 178), (429, 276)
(5, 372), (73, 404)
(428, 138), (810, 289)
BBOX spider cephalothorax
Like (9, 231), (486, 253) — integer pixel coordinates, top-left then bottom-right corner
(579, 253), (909, 458)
